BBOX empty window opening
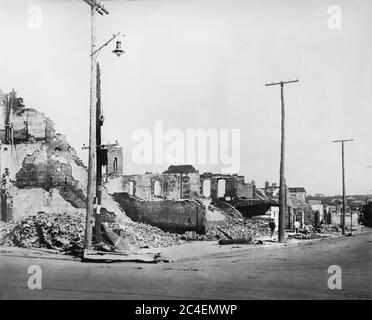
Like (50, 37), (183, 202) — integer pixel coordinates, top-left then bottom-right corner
(202, 180), (211, 197)
(153, 180), (162, 197)
(217, 179), (226, 198)
(113, 157), (118, 173)
(129, 180), (135, 196)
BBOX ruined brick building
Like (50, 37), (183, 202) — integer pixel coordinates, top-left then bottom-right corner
(118, 165), (256, 202)
(0, 89), (124, 222)
(108, 164), (296, 233)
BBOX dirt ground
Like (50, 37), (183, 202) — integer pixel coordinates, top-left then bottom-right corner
(0, 231), (371, 299)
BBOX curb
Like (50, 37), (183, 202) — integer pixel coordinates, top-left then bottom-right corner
(0, 248), (80, 262)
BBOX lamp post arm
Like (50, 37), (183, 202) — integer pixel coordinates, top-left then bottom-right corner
(90, 32), (122, 57)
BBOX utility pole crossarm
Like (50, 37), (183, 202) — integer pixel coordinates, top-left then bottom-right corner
(81, 141), (119, 150)
(333, 139), (353, 143)
(265, 79), (299, 86)
(83, 0), (109, 15)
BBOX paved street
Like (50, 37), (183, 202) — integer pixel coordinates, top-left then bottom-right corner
(0, 232), (371, 300)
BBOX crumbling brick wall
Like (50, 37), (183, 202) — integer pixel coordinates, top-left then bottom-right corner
(12, 109), (55, 143)
(119, 172), (255, 201)
(121, 172), (200, 200)
(114, 193), (206, 233)
(107, 145), (123, 176)
(200, 173), (254, 200)
(13, 138), (87, 209)
(122, 174), (180, 199)
(289, 192), (307, 207)
(180, 173), (200, 199)
(16, 157), (76, 189)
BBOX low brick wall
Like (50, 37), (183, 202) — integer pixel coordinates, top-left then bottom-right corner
(113, 193), (207, 234)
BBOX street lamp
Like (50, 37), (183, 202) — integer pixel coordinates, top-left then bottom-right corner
(113, 40), (125, 57)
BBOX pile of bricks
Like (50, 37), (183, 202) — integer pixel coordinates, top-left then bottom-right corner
(0, 212), (185, 253)
(315, 224), (340, 234)
(288, 233), (324, 240)
(0, 212), (85, 254)
(110, 221), (183, 249)
(198, 216), (271, 241)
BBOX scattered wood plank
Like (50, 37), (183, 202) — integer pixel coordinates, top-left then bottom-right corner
(83, 249), (165, 263)
(218, 238), (252, 245)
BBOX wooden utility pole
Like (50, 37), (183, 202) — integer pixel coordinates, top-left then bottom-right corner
(333, 139), (353, 235)
(95, 62), (103, 244)
(82, 61), (119, 245)
(83, 0), (109, 250)
(265, 79), (299, 242)
(95, 63), (121, 243)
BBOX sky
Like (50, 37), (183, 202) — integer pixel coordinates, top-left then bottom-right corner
(0, 0), (371, 196)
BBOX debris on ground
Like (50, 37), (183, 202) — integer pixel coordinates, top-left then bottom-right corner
(96, 222), (133, 253)
(0, 212), (184, 255)
(197, 215), (271, 242)
(2, 212), (346, 255)
(110, 221), (183, 249)
(284, 223), (341, 240)
(0, 212), (85, 254)
(287, 224), (341, 240)
(218, 238), (252, 245)
(82, 250), (164, 263)
(314, 224), (340, 234)
(288, 233), (324, 240)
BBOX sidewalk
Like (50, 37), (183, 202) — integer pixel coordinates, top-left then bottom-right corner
(136, 233), (340, 262)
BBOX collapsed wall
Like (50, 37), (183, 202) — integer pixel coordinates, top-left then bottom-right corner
(113, 193), (207, 234)
(0, 136), (129, 223)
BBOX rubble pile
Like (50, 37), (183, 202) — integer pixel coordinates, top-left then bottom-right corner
(0, 212), (184, 253)
(198, 216), (271, 241)
(0, 212), (85, 253)
(287, 224), (339, 240)
(111, 222), (183, 249)
(288, 233), (324, 240)
(315, 224), (340, 234)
